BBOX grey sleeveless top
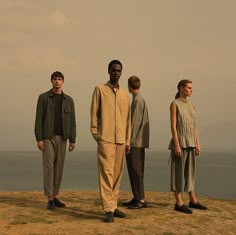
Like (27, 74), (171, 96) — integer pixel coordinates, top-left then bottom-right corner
(168, 98), (197, 149)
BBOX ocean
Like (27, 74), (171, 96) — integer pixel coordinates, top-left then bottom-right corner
(0, 149), (235, 200)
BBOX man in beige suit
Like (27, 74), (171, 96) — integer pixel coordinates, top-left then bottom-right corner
(90, 60), (131, 223)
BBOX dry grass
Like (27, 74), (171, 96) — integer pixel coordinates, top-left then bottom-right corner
(0, 191), (235, 235)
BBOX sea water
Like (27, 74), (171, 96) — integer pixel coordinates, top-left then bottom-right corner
(0, 149), (235, 200)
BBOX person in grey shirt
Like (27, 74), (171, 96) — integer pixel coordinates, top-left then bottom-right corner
(169, 79), (207, 214)
(123, 76), (150, 209)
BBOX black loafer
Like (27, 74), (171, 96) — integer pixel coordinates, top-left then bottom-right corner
(104, 211), (114, 223)
(114, 209), (127, 218)
(53, 198), (66, 208)
(122, 198), (137, 206)
(174, 204), (192, 214)
(47, 200), (56, 210)
(127, 200), (147, 209)
(189, 201), (208, 210)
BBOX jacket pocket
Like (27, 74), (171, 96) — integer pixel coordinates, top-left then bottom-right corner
(64, 107), (71, 113)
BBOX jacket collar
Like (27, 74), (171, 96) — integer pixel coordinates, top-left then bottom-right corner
(48, 89), (67, 99)
(106, 81), (120, 91)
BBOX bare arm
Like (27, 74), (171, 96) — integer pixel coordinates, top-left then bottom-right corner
(170, 102), (182, 157)
(195, 128), (200, 156)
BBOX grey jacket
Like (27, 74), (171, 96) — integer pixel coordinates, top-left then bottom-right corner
(130, 92), (150, 148)
(34, 89), (76, 143)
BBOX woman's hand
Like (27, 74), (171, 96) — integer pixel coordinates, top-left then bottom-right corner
(195, 145), (200, 156)
(175, 145), (182, 157)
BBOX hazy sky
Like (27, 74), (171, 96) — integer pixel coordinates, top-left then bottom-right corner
(1, 0), (235, 150)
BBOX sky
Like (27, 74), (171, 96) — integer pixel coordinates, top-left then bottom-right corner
(0, 0), (235, 150)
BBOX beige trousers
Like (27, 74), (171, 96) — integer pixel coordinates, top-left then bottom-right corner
(97, 141), (125, 212)
(42, 135), (67, 197)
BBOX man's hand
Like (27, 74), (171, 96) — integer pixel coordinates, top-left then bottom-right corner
(37, 141), (44, 151)
(125, 145), (131, 155)
(69, 143), (75, 152)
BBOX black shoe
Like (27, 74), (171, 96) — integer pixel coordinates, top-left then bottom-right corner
(122, 198), (137, 206)
(47, 200), (56, 210)
(104, 211), (114, 223)
(114, 209), (127, 218)
(189, 201), (208, 210)
(128, 200), (147, 209)
(174, 204), (192, 214)
(53, 198), (66, 208)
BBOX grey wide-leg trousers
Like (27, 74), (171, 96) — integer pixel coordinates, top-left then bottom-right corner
(42, 135), (67, 197)
(170, 147), (196, 192)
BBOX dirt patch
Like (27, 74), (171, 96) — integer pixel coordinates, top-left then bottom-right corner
(0, 191), (235, 235)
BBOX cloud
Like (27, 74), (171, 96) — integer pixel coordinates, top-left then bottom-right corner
(0, 6), (73, 71)
(48, 10), (70, 28)
(0, 3), (71, 31)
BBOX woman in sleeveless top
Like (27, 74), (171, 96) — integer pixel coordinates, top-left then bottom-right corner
(169, 79), (208, 214)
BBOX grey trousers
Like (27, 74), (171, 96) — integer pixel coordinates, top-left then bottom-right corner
(126, 147), (145, 200)
(97, 141), (125, 212)
(42, 135), (67, 197)
(170, 147), (196, 192)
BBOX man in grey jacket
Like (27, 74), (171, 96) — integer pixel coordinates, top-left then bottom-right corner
(35, 71), (76, 210)
(123, 76), (150, 209)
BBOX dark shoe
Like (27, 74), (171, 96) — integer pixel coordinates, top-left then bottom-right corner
(122, 198), (137, 206)
(104, 211), (114, 223)
(53, 198), (66, 208)
(127, 200), (147, 209)
(174, 204), (192, 214)
(114, 209), (127, 218)
(189, 201), (208, 210)
(47, 200), (56, 210)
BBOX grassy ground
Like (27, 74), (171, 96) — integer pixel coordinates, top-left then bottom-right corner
(0, 191), (235, 235)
